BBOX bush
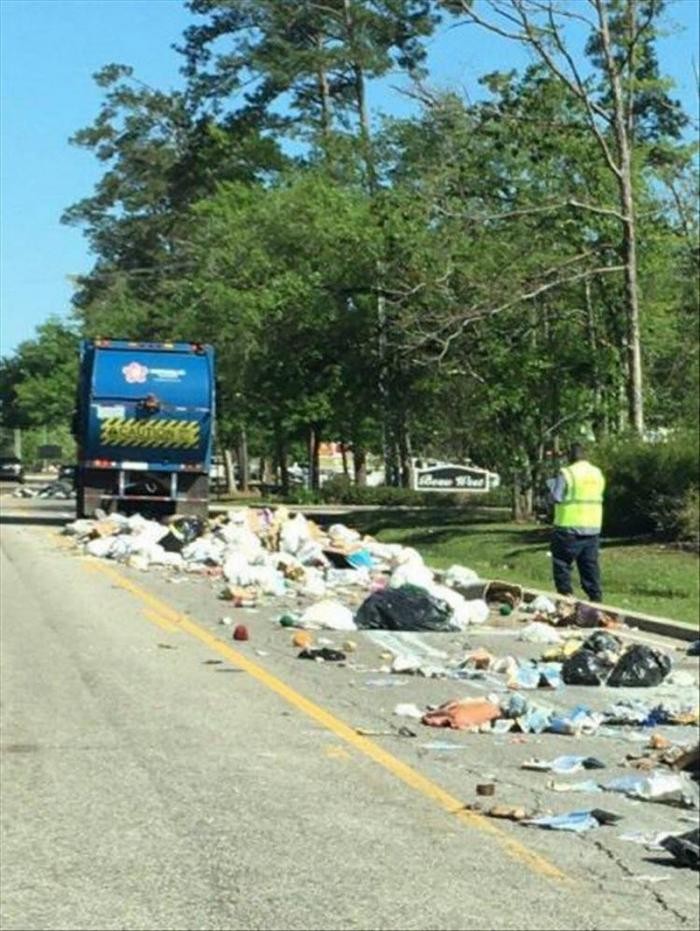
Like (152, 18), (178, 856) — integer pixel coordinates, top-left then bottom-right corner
(677, 487), (699, 545)
(597, 431), (699, 538)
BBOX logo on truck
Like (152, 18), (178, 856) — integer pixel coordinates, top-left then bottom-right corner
(122, 361), (149, 384)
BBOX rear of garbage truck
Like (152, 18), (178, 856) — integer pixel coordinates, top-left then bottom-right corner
(74, 339), (215, 519)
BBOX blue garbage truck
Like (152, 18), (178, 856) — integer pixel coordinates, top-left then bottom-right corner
(73, 339), (216, 518)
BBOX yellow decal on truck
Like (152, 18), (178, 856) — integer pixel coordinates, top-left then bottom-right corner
(100, 417), (200, 450)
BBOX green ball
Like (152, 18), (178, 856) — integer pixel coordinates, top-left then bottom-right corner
(499, 603), (513, 616)
(279, 614), (297, 627)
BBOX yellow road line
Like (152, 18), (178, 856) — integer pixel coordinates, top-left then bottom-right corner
(142, 608), (180, 633)
(83, 560), (567, 882)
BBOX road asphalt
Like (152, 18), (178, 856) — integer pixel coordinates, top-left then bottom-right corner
(1, 497), (698, 931)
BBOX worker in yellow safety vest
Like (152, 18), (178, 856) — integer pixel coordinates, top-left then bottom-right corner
(547, 443), (605, 602)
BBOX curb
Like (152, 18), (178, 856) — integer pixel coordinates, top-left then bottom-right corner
(520, 585), (697, 643)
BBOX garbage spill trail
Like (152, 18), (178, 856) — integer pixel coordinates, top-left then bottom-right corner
(83, 557), (567, 882)
(59, 505), (700, 891)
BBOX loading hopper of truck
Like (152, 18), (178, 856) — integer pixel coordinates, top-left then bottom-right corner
(74, 339), (215, 519)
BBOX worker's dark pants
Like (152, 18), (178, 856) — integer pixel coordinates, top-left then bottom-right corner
(551, 529), (602, 602)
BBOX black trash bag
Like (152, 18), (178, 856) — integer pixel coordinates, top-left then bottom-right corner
(160, 516), (206, 552)
(298, 647), (346, 662)
(583, 631), (623, 655)
(687, 640), (700, 657)
(355, 586), (454, 632)
(607, 644), (671, 688)
(660, 828), (699, 871)
(561, 649), (610, 686)
(171, 516), (206, 543)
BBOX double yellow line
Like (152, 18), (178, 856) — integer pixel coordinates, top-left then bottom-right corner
(83, 559), (568, 883)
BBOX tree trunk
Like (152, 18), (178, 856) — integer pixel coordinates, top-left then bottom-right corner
(353, 445), (367, 487)
(585, 278), (606, 439)
(274, 421), (289, 495)
(399, 414), (412, 488)
(342, 0), (393, 477)
(341, 442), (349, 477)
(308, 424), (322, 492)
(237, 425), (249, 492)
(512, 453), (534, 521)
(316, 32), (332, 139)
(223, 448), (236, 494)
(597, 0), (645, 434)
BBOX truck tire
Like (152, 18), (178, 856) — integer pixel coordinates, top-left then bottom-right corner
(75, 468), (112, 518)
(174, 474), (209, 519)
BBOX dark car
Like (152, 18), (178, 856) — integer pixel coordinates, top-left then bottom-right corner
(0, 455), (24, 482)
(58, 464), (77, 486)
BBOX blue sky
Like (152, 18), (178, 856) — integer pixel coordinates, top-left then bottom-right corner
(1, 0), (698, 357)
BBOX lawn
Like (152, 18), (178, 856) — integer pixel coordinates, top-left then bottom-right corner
(345, 509), (700, 627)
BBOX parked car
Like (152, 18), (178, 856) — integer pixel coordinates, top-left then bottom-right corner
(0, 455), (24, 482)
(58, 464), (77, 487)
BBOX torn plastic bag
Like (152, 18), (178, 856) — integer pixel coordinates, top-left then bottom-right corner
(548, 706), (604, 736)
(299, 599), (356, 631)
(582, 630), (623, 655)
(519, 622), (563, 644)
(522, 810), (602, 833)
(247, 564), (286, 596)
(355, 586), (455, 632)
(328, 523), (361, 545)
(562, 649), (610, 685)
(521, 755), (605, 774)
(603, 771), (694, 806)
(223, 552), (254, 587)
(389, 562), (434, 590)
(216, 522), (263, 560)
(444, 565), (480, 587)
(86, 536), (121, 559)
(297, 540), (329, 567)
(279, 513), (311, 556)
(182, 538), (224, 565)
(507, 662), (562, 690)
(425, 584), (474, 630)
(607, 644), (672, 688)
(660, 828), (699, 870)
(530, 594), (557, 615)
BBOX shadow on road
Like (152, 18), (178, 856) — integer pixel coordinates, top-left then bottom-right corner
(0, 513), (73, 527)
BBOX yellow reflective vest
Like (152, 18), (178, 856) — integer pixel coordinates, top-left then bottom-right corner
(554, 460), (605, 532)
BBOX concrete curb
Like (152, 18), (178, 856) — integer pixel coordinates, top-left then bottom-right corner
(520, 584), (698, 643)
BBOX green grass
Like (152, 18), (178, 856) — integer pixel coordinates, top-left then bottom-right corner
(346, 509), (700, 627)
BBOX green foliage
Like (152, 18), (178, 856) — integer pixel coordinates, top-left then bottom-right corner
(597, 432), (700, 538)
(0, 320), (80, 429)
(3, 0), (694, 547)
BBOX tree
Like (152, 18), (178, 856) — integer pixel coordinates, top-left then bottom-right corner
(62, 63), (284, 333)
(0, 320), (80, 428)
(443, 0), (690, 435)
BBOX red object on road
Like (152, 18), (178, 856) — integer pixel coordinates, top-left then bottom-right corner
(233, 624), (249, 641)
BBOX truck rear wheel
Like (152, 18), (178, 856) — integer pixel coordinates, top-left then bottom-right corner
(173, 474), (209, 519)
(75, 468), (113, 518)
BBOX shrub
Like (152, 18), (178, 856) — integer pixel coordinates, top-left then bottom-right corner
(596, 431), (699, 538)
